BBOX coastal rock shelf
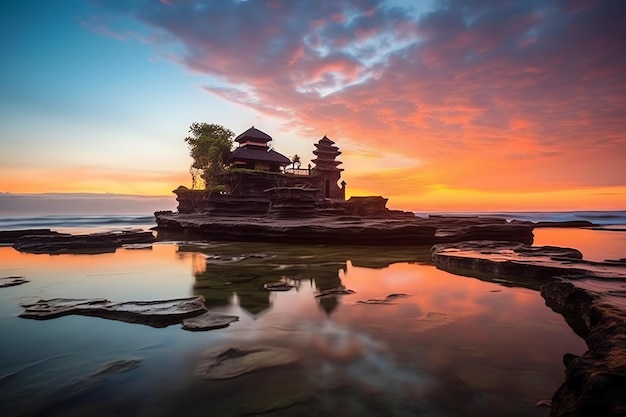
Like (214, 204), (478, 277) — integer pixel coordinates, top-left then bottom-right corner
(431, 240), (626, 417)
(154, 212), (535, 245)
(20, 296), (208, 328)
(0, 276), (28, 288)
(181, 311), (240, 331)
(431, 240), (626, 285)
(541, 279), (626, 417)
(12, 230), (155, 254)
(0, 229), (63, 244)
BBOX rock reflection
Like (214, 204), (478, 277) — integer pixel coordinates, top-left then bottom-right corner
(180, 242), (429, 317)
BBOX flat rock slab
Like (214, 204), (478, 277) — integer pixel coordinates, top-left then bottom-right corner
(206, 253), (270, 264)
(315, 286), (355, 298)
(155, 212), (537, 245)
(432, 240), (626, 282)
(197, 346), (299, 380)
(181, 311), (239, 331)
(12, 230), (154, 254)
(0, 229), (65, 244)
(355, 293), (410, 305)
(20, 296), (207, 327)
(0, 276), (29, 288)
(264, 282), (294, 291)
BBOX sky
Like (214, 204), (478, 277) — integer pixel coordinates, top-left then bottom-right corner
(1, 0), (625, 211)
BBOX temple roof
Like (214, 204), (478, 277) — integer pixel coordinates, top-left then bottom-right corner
(226, 147), (291, 165)
(318, 135), (335, 145)
(235, 126), (273, 144)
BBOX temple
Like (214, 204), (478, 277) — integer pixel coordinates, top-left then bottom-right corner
(225, 127), (291, 172)
(172, 127), (408, 219)
(312, 136), (345, 199)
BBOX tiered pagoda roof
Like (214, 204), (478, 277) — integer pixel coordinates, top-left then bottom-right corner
(226, 126), (291, 171)
(312, 135), (343, 172)
(234, 126), (273, 144)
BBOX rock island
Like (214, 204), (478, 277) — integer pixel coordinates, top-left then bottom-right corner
(154, 127), (534, 245)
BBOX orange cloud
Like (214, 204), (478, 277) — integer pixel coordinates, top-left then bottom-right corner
(0, 166), (188, 196)
(71, 1), (626, 210)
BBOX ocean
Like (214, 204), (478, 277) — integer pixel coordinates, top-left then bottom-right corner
(1, 210), (625, 234)
(1, 210), (624, 416)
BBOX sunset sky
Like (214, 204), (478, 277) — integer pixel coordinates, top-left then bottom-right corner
(1, 0), (625, 211)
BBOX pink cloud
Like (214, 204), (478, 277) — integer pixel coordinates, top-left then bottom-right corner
(92, 0), (626, 204)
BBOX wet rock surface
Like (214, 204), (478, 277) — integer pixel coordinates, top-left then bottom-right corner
(431, 240), (626, 417)
(13, 230), (155, 254)
(0, 229), (65, 244)
(541, 279), (626, 417)
(431, 240), (626, 285)
(263, 281), (294, 291)
(355, 293), (410, 305)
(155, 212), (536, 245)
(20, 296), (207, 327)
(315, 286), (355, 298)
(0, 276), (28, 288)
(181, 311), (239, 331)
(196, 345), (299, 380)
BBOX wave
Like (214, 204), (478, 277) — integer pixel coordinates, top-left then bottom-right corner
(0, 215), (156, 231)
(1, 211), (625, 234)
(414, 210), (626, 226)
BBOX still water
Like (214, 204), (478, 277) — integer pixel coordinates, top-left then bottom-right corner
(0, 231), (597, 417)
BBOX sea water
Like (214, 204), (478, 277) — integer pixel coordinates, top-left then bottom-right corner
(0, 212), (624, 416)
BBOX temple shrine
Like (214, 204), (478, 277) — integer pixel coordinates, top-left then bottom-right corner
(225, 127), (291, 172)
(172, 126), (405, 219)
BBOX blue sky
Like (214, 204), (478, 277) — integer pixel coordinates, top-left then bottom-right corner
(1, 0), (290, 195)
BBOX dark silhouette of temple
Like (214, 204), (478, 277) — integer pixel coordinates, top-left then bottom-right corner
(225, 127), (291, 172)
(312, 136), (345, 199)
(173, 127), (409, 219)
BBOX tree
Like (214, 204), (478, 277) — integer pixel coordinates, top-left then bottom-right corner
(184, 123), (234, 189)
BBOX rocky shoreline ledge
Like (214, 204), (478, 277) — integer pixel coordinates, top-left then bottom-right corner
(153, 211), (536, 245)
(1, 229), (154, 254)
(432, 241), (626, 417)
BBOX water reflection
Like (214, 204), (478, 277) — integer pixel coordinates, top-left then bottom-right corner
(0, 241), (588, 417)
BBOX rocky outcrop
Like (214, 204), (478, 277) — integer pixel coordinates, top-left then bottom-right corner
(265, 186), (318, 219)
(0, 229), (64, 244)
(535, 220), (596, 228)
(155, 213), (438, 245)
(264, 282), (295, 291)
(431, 240), (626, 416)
(541, 279), (626, 417)
(315, 286), (355, 298)
(0, 276), (28, 288)
(431, 240), (626, 285)
(155, 213), (536, 245)
(181, 311), (239, 331)
(13, 230), (154, 254)
(20, 296), (207, 327)
(354, 293), (410, 305)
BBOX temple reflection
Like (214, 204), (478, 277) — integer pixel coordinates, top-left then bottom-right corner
(178, 241), (431, 316)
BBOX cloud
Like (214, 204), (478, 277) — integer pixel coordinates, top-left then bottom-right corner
(0, 164), (188, 195)
(91, 0), (626, 205)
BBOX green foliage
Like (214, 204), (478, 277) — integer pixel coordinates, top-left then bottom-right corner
(207, 184), (227, 195)
(184, 123), (234, 189)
